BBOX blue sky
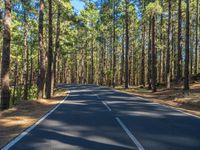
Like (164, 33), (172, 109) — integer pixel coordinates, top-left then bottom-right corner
(71, 0), (85, 13)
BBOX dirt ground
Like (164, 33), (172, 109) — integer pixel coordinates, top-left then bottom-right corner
(0, 89), (68, 148)
(116, 82), (200, 117)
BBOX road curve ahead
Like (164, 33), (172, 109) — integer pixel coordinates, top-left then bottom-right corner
(3, 84), (200, 150)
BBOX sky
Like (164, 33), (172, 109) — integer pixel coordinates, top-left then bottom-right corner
(71, 0), (85, 13)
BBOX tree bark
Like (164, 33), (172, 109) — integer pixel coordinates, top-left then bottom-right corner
(148, 18), (152, 89)
(120, 24), (125, 85)
(125, 0), (129, 89)
(112, 0), (116, 88)
(53, 2), (61, 91)
(151, 15), (157, 92)
(166, 0), (171, 88)
(37, 0), (45, 99)
(177, 0), (182, 82)
(23, 0), (29, 100)
(194, 0), (199, 75)
(184, 0), (190, 93)
(46, 0), (53, 98)
(1, 0), (11, 110)
(140, 23), (145, 87)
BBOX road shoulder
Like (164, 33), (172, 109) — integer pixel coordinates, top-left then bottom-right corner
(0, 89), (68, 148)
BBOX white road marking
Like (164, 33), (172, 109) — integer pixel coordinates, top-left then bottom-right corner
(2, 90), (70, 150)
(116, 117), (145, 150)
(102, 101), (112, 111)
(96, 94), (100, 100)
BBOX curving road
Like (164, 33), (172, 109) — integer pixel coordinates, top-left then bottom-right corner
(3, 84), (200, 150)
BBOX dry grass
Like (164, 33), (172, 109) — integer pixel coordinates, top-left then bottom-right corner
(116, 82), (200, 117)
(0, 89), (68, 148)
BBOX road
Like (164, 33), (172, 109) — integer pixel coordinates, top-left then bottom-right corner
(3, 84), (200, 150)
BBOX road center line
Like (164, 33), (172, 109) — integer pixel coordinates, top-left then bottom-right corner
(102, 101), (112, 111)
(2, 90), (70, 150)
(115, 117), (145, 150)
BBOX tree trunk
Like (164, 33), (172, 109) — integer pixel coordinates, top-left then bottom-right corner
(151, 15), (157, 92)
(148, 18), (152, 89)
(159, 0), (163, 83)
(29, 48), (33, 89)
(194, 0), (199, 75)
(120, 24), (125, 85)
(37, 0), (45, 99)
(91, 38), (94, 84)
(140, 24), (145, 87)
(23, 1), (29, 100)
(53, 3), (61, 91)
(125, 0), (129, 89)
(166, 0), (171, 88)
(184, 0), (190, 93)
(177, 0), (182, 82)
(112, 0), (116, 88)
(46, 0), (53, 99)
(1, 0), (11, 110)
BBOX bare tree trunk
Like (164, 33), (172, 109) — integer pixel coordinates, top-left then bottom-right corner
(184, 0), (190, 93)
(177, 0), (182, 82)
(1, 0), (11, 110)
(120, 24), (125, 85)
(46, 0), (53, 99)
(140, 24), (145, 87)
(53, 3), (61, 91)
(91, 38), (94, 84)
(112, 0), (116, 88)
(159, 0), (163, 83)
(151, 15), (157, 92)
(166, 0), (171, 89)
(194, 0), (199, 75)
(148, 18), (152, 89)
(125, 0), (129, 89)
(37, 0), (45, 99)
(23, 0), (29, 100)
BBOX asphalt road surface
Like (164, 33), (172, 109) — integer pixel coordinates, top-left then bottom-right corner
(3, 84), (200, 150)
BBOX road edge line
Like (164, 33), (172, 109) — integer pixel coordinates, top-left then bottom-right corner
(1, 90), (70, 150)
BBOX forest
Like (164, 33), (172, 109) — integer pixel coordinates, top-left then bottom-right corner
(0, 0), (199, 110)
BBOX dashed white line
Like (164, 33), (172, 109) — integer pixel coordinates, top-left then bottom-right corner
(2, 91), (70, 150)
(115, 117), (145, 150)
(102, 101), (112, 111)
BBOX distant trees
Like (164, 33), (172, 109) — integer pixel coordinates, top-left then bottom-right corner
(0, 0), (199, 110)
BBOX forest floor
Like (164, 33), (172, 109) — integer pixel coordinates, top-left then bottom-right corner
(116, 82), (200, 117)
(0, 89), (68, 148)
